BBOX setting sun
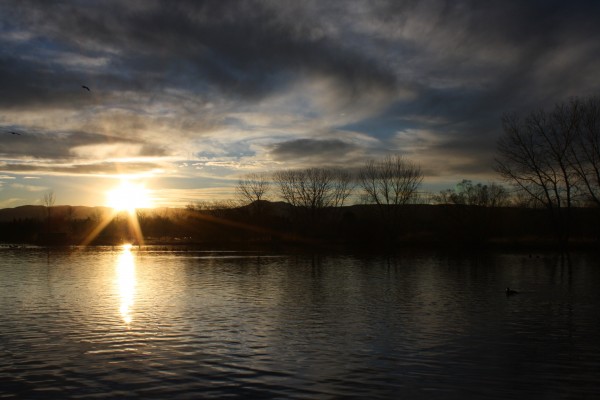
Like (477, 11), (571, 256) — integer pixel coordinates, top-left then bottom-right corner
(106, 179), (153, 212)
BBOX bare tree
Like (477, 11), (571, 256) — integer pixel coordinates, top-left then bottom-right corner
(42, 190), (56, 221)
(236, 173), (270, 204)
(273, 169), (301, 208)
(273, 167), (354, 218)
(235, 173), (271, 215)
(43, 190), (55, 208)
(486, 182), (511, 207)
(434, 188), (455, 205)
(329, 169), (354, 208)
(434, 180), (510, 207)
(358, 155), (423, 207)
(357, 155), (423, 241)
(496, 111), (576, 209)
(495, 103), (581, 244)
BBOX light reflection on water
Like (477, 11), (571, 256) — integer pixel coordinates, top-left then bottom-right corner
(0, 248), (599, 399)
(116, 244), (136, 326)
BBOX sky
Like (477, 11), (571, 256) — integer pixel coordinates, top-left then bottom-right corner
(1, 0), (600, 208)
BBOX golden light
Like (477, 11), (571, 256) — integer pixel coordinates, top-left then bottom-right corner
(106, 179), (153, 213)
(77, 177), (152, 247)
(116, 244), (136, 326)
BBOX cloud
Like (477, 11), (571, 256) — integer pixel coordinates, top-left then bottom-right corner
(269, 138), (363, 168)
(70, 143), (165, 159)
(0, 1), (398, 105)
(1, 0), (600, 206)
(0, 161), (164, 176)
(10, 183), (47, 192)
(0, 128), (168, 161)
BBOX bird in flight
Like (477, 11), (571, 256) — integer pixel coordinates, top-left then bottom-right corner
(81, 85), (90, 91)
(9, 131), (21, 135)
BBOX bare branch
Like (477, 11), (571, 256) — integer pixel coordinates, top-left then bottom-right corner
(236, 173), (271, 205)
(358, 155), (423, 206)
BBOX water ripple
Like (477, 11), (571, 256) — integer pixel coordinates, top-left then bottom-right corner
(1, 248), (600, 398)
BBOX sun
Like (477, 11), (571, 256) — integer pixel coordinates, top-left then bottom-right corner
(106, 179), (153, 212)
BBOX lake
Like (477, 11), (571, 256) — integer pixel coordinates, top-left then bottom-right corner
(1, 246), (599, 399)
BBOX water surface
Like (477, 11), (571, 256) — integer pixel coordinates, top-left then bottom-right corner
(1, 246), (599, 398)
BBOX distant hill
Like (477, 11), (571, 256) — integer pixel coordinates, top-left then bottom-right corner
(0, 205), (45, 221)
(0, 205), (113, 222)
(0, 205), (201, 222)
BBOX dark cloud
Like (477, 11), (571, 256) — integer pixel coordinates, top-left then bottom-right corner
(0, 161), (161, 175)
(0, 55), (92, 109)
(2, 1), (599, 118)
(0, 128), (167, 160)
(270, 138), (358, 161)
(0, 0), (397, 104)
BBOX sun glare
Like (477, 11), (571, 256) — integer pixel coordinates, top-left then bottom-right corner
(107, 179), (153, 212)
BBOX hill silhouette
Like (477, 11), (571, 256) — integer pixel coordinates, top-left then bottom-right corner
(0, 201), (598, 249)
(0, 205), (109, 222)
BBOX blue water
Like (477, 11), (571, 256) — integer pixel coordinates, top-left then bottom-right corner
(1, 246), (599, 399)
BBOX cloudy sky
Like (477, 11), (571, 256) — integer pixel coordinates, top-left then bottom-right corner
(1, 0), (600, 208)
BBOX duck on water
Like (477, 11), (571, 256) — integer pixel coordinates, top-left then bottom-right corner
(506, 287), (519, 295)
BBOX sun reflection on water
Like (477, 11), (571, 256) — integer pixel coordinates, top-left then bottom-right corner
(116, 244), (136, 326)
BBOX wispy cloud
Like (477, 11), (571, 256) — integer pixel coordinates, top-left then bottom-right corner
(1, 0), (599, 206)
(1, 161), (166, 177)
(10, 183), (48, 192)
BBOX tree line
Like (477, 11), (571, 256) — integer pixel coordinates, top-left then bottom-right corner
(233, 157), (518, 214)
(235, 155), (424, 211)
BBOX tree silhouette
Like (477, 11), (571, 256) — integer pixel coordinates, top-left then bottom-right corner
(42, 190), (55, 208)
(357, 155), (423, 241)
(273, 167), (354, 231)
(358, 155), (422, 208)
(236, 172), (271, 215)
(42, 190), (56, 222)
(494, 98), (600, 245)
(434, 180), (509, 207)
(236, 173), (270, 204)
